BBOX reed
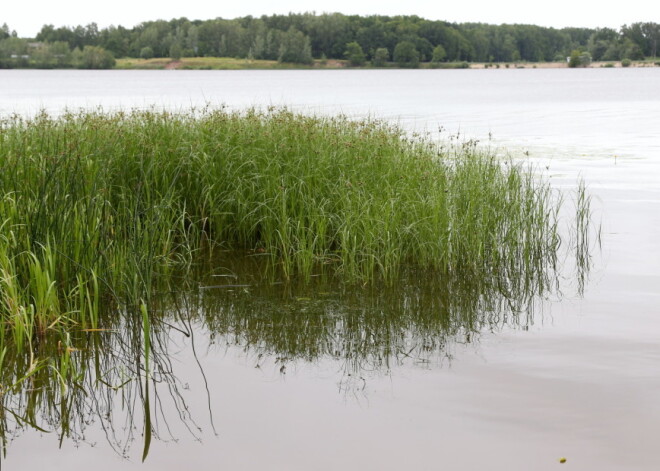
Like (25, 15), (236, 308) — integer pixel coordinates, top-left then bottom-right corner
(0, 107), (587, 352)
(0, 102), (595, 456)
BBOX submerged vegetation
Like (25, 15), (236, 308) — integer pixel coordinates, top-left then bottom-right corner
(0, 108), (594, 457)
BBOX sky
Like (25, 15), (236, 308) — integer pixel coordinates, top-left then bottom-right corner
(3, 0), (659, 37)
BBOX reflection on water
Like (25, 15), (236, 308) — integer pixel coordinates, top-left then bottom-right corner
(0, 304), (208, 460)
(1, 244), (587, 459)
(191, 255), (551, 372)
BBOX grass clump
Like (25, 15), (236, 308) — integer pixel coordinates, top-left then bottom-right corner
(0, 107), (593, 457)
(0, 107), (578, 346)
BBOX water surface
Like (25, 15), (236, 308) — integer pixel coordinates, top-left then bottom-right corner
(2, 68), (660, 471)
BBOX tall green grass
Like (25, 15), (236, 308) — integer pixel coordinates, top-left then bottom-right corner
(0, 107), (585, 351)
(0, 106), (595, 457)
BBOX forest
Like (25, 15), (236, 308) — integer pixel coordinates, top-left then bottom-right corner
(0, 14), (658, 68)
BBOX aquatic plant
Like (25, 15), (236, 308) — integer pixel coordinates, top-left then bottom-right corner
(0, 108), (586, 336)
(0, 107), (593, 457)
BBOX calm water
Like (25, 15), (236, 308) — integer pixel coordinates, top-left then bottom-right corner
(2, 69), (660, 470)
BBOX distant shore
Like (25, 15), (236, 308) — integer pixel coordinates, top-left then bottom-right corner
(115, 57), (659, 70)
(470, 60), (658, 69)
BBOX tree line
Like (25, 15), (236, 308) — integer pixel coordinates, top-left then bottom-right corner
(1, 14), (659, 68)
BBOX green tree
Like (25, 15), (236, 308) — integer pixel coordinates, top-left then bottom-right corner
(372, 47), (389, 67)
(50, 41), (72, 67)
(620, 37), (644, 60)
(32, 41), (73, 68)
(140, 46), (154, 59)
(464, 28), (489, 62)
(431, 44), (446, 63)
(169, 42), (182, 60)
(101, 25), (130, 58)
(77, 45), (115, 69)
(589, 39), (610, 61)
(393, 40), (419, 68)
(568, 49), (591, 67)
(413, 37), (433, 62)
(344, 41), (366, 66)
(579, 51), (592, 66)
(6, 13), (634, 68)
(278, 27), (313, 64)
(0, 37), (28, 67)
(36, 25), (76, 47)
(137, 22), (171, 57)
(640, 22), (660, 58)
(307, 13), (353, 58)
(601, 42), (621, 60)
(186, 25), (200, 56)
(0, 23), (10, 40)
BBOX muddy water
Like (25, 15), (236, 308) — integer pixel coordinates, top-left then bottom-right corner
(2, 68), (660, 470)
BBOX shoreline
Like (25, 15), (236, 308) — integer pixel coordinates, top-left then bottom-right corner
(470, 60), (658, 69)
(1, 58), (657, 71)
(114, 57), (659, 71)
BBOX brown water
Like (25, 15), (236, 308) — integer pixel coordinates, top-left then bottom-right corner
(2, 68), (660, 470)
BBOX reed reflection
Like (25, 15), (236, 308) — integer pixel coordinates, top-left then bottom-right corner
(0, 242), (589, 459)
(188, 253), (555, 375)
(0, 301), (208, 461)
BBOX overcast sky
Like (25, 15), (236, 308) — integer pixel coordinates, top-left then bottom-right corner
(4, 0), (659, 37)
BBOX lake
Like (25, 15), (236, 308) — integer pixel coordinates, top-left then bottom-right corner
(2, 68), (660, 471)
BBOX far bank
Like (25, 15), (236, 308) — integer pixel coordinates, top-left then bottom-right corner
(115, 57), (660, 70)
